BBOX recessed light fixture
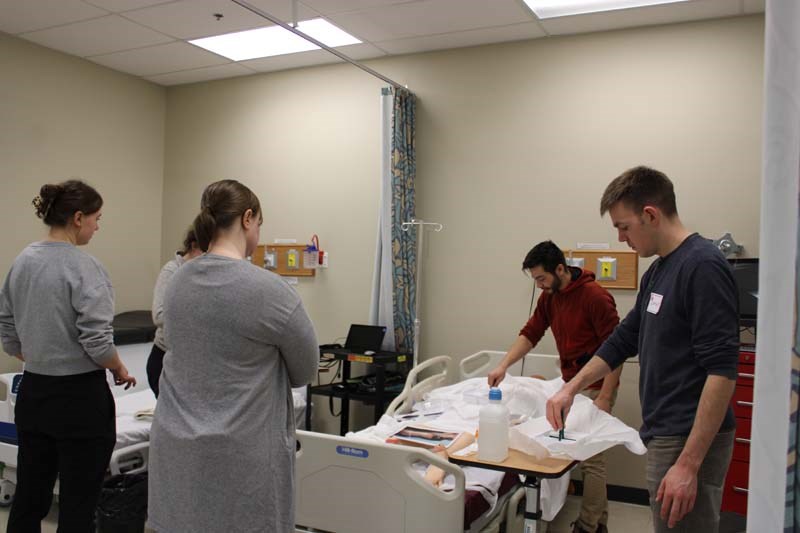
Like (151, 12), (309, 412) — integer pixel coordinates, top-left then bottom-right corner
(190, 18), (361, 61)
(523, 0), (691, 19)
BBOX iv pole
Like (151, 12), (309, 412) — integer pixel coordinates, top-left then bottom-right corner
(401, 219), (443, 367)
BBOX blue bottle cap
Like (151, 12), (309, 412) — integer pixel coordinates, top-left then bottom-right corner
(488, 387), (502, 401)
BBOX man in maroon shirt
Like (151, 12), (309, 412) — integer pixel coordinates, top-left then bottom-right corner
(488, 240), (621, 533)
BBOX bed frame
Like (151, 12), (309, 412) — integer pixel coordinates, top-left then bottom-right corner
(293, 352), (560, 533)
(1, 351), (562, 530)
(294, 429), (465, 533)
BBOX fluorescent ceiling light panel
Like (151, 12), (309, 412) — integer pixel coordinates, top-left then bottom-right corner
(190, 18), (360, 61)
(523, 0), (690, 19)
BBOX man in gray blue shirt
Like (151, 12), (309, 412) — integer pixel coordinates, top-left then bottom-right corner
(547, 166), (738, 533)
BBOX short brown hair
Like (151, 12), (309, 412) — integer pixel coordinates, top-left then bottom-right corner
(600, 166), (677, 217)
(193, 180), (261, 252)
(32, 180), (103, 227)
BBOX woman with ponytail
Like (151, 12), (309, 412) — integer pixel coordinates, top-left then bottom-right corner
(147, 227), (202, 397)
(147, 179), (319, 533)
(0, 179), (136, 532)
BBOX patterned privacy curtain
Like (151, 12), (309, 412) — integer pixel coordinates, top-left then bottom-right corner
(390, 88), (417, 354)
(370, 87), (416, 355)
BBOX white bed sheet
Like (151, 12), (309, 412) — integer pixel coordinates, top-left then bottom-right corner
(349, 375), (645, 522)
(114, 386), (308, 451)
(115, 389), (156, 450)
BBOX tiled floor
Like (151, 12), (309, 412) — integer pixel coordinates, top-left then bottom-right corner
(0, 502), (58, 532)
(544, 495), (652, 532)
(0, 496), (744, 532)
(0, 497), (648, 533)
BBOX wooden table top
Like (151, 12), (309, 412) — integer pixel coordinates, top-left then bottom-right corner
(449, 448), (577, 479)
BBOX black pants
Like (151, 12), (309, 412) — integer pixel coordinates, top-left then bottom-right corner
(146, 344), (165, 398)
(7, 370), (115, 533)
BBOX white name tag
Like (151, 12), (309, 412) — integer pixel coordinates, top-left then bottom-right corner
(647, 292), (663, 314)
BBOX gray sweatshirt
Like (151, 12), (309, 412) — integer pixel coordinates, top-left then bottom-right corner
(151, 252), (185, 351)
(148, 254), (319, 533)
(0, 241), (116, 376)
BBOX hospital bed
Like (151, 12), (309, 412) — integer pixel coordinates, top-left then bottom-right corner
(293, 351), (564, 533)
(0, 340), (310, 505)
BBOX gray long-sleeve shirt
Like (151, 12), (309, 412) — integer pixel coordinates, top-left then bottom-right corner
(151, 252), (185, 351)
(0, 241), (116, 375)
(148, 254), (318, 533)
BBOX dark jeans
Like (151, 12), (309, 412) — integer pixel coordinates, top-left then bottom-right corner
(646, 429), (734, 533)
(7, 370), (116, 533)
(146, 344), (166, 398)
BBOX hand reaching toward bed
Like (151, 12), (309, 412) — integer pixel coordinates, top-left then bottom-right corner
(546, 385), (576, 431)
(111, 363), (137, 390)
(487, 366), (507, 387)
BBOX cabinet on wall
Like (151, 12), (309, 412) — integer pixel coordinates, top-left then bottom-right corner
(721, 348), (755, 515)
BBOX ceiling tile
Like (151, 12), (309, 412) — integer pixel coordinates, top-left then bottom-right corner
(121, 0), (319, 40)
(539, 0), (741, 36)
(122, 0), (270, 39)
(83, 0), (174, 12)
(88, 40), (229, 75)
(298, 0), (413, 16)
(0, 0), (107, 34)
(742, 0), (765, 14)
(241, 42), (385, 72)
(20, 15), (174, 57)
(233, 0), (320, 23)
(325, 0), (535, 42)
(376, 21), (546, 55)
(145, 62), (256, 85)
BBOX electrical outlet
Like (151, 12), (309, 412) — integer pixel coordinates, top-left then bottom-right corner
(596, 257), (617, 281)
(567, 257), (585, 268)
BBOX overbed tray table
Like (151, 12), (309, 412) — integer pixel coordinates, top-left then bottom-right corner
(450, 449), (577, 533)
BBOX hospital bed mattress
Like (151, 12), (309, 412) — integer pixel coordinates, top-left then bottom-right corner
(115, 386), (308, 448)
(0, 374), (309, 506)
(115, 389), (156, 449)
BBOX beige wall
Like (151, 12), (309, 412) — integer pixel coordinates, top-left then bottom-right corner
(0, 32), (166, 374)
(0, 12), (762, 493)
(165, 14), (762, 354)
(163, 14), (763, 450)
(161, 65), (386, 343)
(408, 15), (763, 362)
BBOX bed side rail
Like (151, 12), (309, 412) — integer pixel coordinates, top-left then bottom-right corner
(385, 355), (450, 417)
(459, 351), (561, 381)
(295, 429), (465, 533)
(109, 441), (149, 476)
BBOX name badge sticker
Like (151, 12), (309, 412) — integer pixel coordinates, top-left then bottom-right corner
(647, 292), (663, 315)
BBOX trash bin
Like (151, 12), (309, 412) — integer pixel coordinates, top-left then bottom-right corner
(96, 473), (147, 533)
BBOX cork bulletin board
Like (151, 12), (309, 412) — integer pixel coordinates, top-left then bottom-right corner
(251, 244), (315, 277)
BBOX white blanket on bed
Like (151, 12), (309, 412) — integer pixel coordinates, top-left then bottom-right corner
(349, 375), (645, 522)
(424, 375), (646, 460)
(115, 389), (156, 450)
(113, 386), (309, 450)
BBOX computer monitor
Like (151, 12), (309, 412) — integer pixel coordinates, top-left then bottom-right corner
(729, 258), (758, 327)
(344, 324), (387, 352)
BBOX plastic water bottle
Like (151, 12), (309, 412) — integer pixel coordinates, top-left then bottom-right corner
(478, 387), (509, 462)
